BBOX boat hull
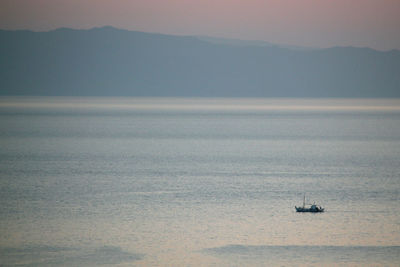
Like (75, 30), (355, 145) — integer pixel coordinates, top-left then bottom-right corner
(295, 206), (324, 212)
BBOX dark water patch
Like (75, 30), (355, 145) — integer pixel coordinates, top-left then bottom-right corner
(203, 245), (400, 265)
(0, 245), (143, 266)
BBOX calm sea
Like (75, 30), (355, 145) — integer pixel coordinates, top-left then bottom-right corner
(0, 97), (399, 266)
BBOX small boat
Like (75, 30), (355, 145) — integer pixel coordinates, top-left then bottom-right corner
(295, 194), (324, 213)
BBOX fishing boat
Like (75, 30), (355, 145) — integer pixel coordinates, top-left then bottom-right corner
(295, 194), (324, 212)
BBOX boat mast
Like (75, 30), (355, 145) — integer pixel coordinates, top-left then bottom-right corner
(303, 194), (305, 208)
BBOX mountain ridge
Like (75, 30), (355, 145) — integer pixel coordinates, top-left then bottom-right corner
(3, 26), (399, 52)
(0, 26), (399, 97)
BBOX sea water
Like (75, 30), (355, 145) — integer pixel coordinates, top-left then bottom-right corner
(0, 97), (399, 266)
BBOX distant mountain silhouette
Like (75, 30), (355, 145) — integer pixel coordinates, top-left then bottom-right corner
(0, 26), (399, 97)
(197, 36), (312, 50)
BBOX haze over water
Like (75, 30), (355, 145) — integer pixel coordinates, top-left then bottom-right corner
(0, 97), (399, 266)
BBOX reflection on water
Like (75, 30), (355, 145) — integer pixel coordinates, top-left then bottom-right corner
(0, 97), (399, 266)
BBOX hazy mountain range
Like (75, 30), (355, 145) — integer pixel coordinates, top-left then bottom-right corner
(0, 26), (399, 97)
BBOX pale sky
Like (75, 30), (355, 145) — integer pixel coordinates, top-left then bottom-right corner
(1, 0), (399, 50)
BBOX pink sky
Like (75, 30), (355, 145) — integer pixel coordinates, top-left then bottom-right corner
(1, 0), (399, 50)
